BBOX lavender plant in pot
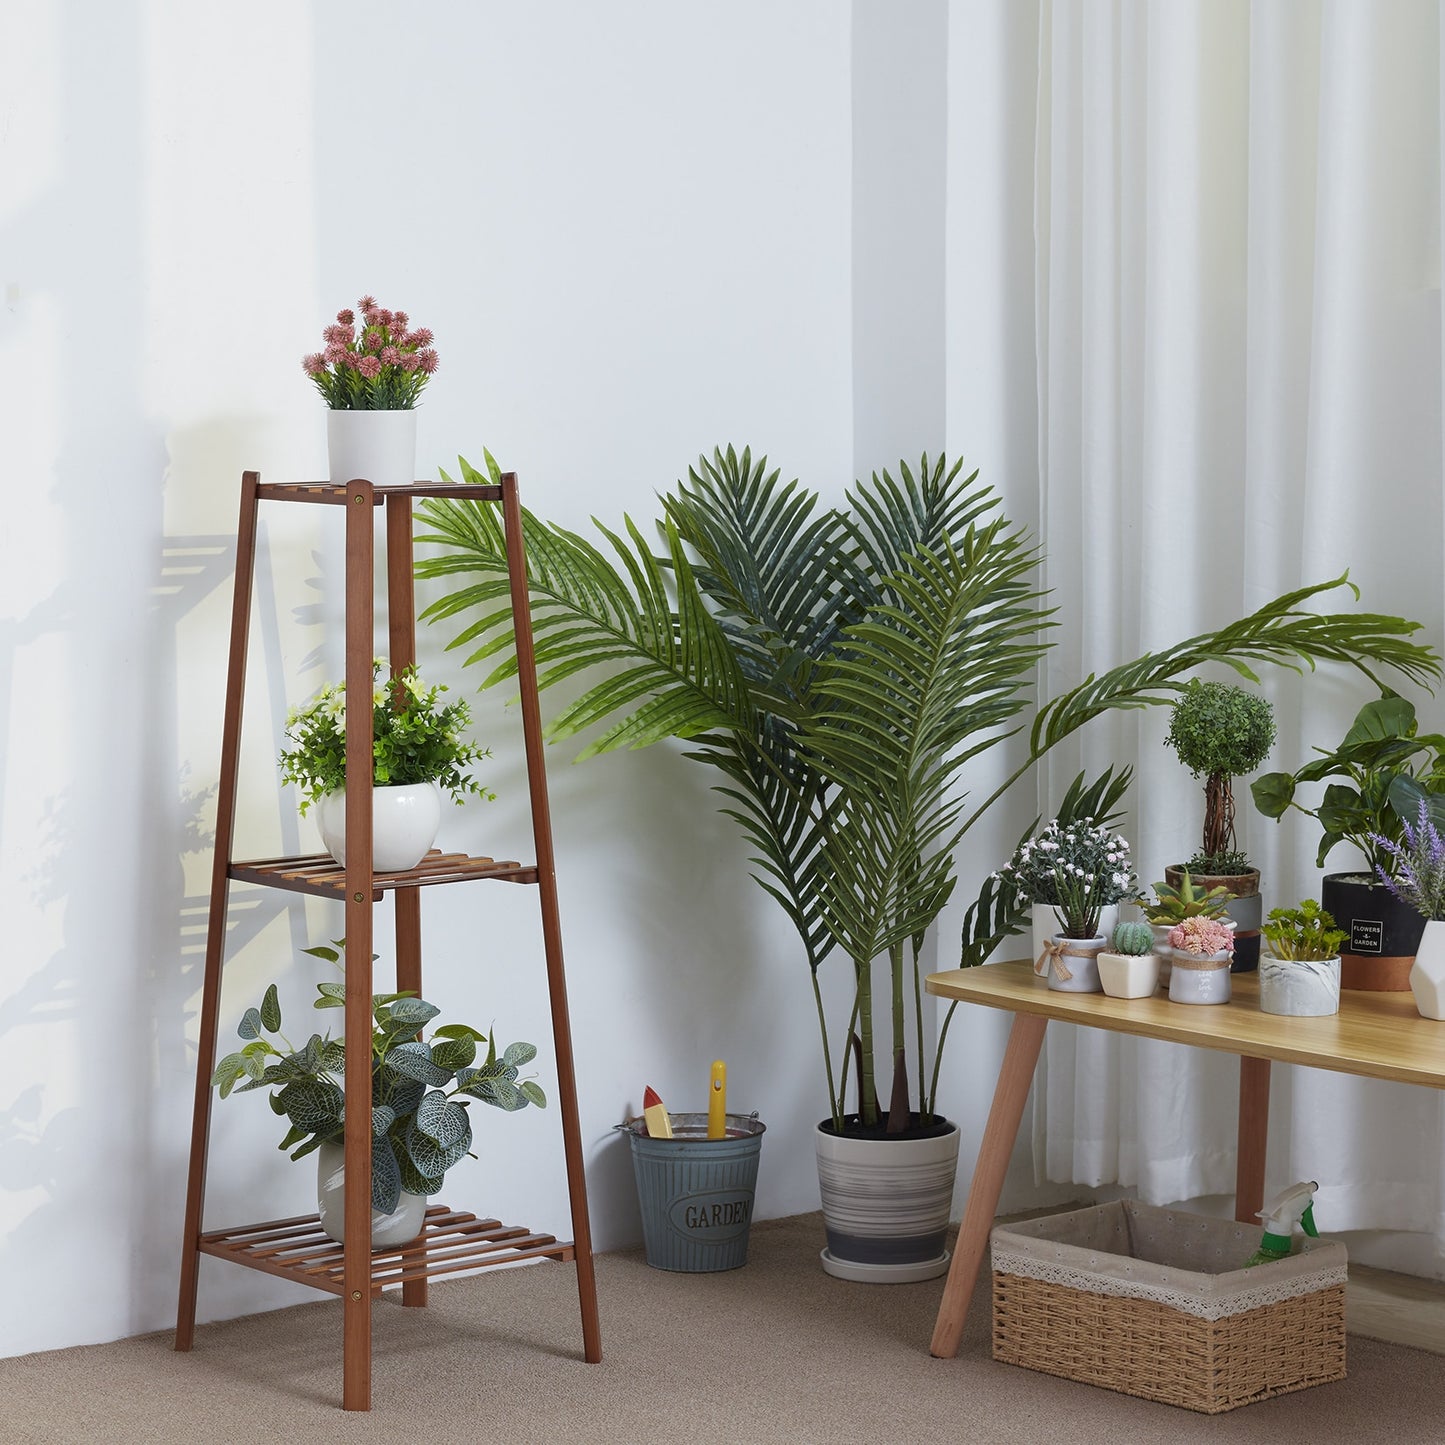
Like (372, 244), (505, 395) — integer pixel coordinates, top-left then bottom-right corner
(303, 295), (439, 489)
(1370, 801), (1445, 1019)
(993, 818), (1139, 993)
(1164, 681), (1276, 971)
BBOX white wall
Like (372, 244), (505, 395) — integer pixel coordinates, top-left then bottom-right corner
(0, 0), (856, 1356)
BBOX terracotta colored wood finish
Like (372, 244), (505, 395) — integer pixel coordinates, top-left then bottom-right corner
(923, 958), (1445, 1361)
(175, 472), (600, 1410)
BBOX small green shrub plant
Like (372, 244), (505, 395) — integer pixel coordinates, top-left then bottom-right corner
(1262, 900), (1346, 961)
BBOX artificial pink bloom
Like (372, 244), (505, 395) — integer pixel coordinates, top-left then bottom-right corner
(380, 346), (400, 366)
(362, 326), (385, 349)
(323, 323), (352, 345)
(417, 349), (439, 374)
(409, 327), (434, 347)
(398, 352), (421, 372)
(324, 344), (349, 366)
(392, 311), (409, 328)
(1168, 916), (1233, 956)
(302, 352), (327, 375)
(357, 355), (383, 379)
(375, 309), (394, 328)
(336, 308), (355, 325)
(362, 310), (381, 330)
(358, 295), (377, 311)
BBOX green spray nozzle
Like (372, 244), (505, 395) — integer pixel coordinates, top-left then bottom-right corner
(1243, 1181), (1320, 1268)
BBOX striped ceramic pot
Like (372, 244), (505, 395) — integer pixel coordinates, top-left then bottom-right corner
(815, 1119), (959, 1283)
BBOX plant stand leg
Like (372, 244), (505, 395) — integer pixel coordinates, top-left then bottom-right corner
(1235, 1055), (1270, 1224)
(929, 1012), (1046, 1360)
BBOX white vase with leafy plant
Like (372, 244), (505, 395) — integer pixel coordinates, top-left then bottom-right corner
(279, 660), (492, 872)
(1259, 900), (1345, 1016)
(303, 295), (438, 489)
(211, 940), (546, 1246)
(1369, 801), (1445, 1018)
(996, 818), (1138, 993)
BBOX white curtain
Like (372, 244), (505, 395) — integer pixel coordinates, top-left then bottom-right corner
(1028, 0), (1445, 1241)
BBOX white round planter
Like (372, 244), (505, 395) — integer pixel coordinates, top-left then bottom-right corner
(315, 781), (443, 872)
(327, 407), (418, 490)
(316, 1140), (427, 1248)
(1097, 949), (1160, 999)
(1410, 918), (1445, 1020)
(1038, 934), (1106, 993)
(1168, 950), (1233, 1004)
(815, 1120), (959, 1282)
(1259, 954), (1341, 1016)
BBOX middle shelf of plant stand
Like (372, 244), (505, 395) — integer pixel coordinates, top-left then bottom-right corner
(228, 848), (539, 901)
(198, 1204), (575, 1297)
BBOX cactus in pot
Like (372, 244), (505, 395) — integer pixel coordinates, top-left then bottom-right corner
(1097, 919), (1162, 999)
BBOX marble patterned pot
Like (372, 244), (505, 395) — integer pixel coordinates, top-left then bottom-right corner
(1259, 954), (1341, 1016)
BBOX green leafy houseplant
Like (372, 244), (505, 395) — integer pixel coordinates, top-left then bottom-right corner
(1140, 871), (1232, 925)
(1251, 695), (1445, 872)
(211, 943), (545, 1212)
(1262, 900), (1346, 961)
(1165, 680), (1277, 874)
(279, 661), (493, 814)
(415, 446), (1438, 1136)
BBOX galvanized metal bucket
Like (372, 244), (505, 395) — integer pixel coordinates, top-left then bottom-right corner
(622, 1112), (765, 1272)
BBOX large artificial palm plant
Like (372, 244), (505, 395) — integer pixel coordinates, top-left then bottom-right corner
(416, 448), (1438, 1136)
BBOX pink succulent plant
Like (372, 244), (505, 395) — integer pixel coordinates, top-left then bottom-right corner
(1168, 916), (1234, 956)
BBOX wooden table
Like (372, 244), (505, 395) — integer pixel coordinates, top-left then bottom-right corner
(923, 958), (1445, 1358)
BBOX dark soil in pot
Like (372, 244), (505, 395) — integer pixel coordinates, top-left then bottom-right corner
(817, 1111), (955, 1142)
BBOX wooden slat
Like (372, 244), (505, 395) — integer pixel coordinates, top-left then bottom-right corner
(925, 959), (1445, 1090)
(193, 1208), (570, 1295)
(228, 850), (534, 899)
(255, 481), (503, 503)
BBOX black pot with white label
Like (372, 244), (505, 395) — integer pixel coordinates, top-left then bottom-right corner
(1321, 872), (1425, 992)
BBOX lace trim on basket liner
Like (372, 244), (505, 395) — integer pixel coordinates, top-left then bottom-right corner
(990, 1248), (1348, 1322)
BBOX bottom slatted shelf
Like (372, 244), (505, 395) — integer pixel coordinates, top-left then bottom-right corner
(198, 1205), (574, 1295)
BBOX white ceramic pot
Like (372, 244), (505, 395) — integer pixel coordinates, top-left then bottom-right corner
(815, 1120), (959, 1283)
(1038, 934), (1106, 993)
(327, 407), (418, 490)
(316, 1139), (427, 1248)
(1259, 954), (1341, 1016)
(1150, 922), (1174, 986)
(1410, 918), (1445, 1020)
(315, 781), (442, 872)
(1168, 950), (1233, 1004)
(1097, 949), (1161, 999)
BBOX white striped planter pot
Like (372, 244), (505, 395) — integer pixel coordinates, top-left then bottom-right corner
(815, 1120), (959, 1282)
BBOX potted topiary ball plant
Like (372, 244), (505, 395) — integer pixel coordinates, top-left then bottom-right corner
(1164, 680), (1277, 971)
(212, 941), (545, 1247)
(1252, 695), (1445, 991)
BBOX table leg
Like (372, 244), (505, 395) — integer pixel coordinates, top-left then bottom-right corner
(1235, 1055), (1270, 1224)
(930, 1012), (1047, 1359)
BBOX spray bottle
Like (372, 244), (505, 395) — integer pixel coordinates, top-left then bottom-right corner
(1243, 1180), (1320, 1267)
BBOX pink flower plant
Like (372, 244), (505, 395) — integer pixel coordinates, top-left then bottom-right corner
(1168, 915), (1233, 957)
(302, 296), (438, 410)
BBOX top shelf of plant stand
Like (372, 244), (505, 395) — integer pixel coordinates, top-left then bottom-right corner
(254, 480), (504, 505)
(229, 849), (539, 901)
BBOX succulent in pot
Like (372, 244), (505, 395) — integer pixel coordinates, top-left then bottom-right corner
(1097, 920), (1160, 999)
(1253, 695), (1445, 991)
(279, 660), (493, 872)
(1167, 915), (1235, 1006)
(211, 941), (545, 1246)
(1259, 900), (1345, 1019)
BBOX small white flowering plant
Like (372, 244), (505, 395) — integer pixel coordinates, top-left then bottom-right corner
(994, 817), (1139, 939)
(279, 661), (493, 813)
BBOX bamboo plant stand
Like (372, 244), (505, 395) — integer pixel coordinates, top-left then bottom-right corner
(174, 471), (601, 1411)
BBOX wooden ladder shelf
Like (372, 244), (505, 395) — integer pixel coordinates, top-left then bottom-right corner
(173, 471), (601, 1410)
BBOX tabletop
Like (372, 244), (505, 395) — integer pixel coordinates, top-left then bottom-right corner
(925, 959), (1445, 1090)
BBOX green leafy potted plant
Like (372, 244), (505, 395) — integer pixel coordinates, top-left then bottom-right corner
(1259, 900), (1346, 1017)
(304, 294), (439, 488)
(212, 941), (544, 1247)
(1252, 695), (1445, 990)
(280, 660), (493, 872)
(1139, 870), (1233, 986)
(415, 444), (1438, 1280)
(1163, 680), (1277, 971)
(992, 817), (1138, 993)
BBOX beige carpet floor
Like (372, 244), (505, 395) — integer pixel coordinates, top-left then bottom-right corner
(3, 1213), (1443, 1444)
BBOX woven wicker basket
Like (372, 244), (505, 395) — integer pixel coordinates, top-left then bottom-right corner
(991, 1201), (1347, 1414)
